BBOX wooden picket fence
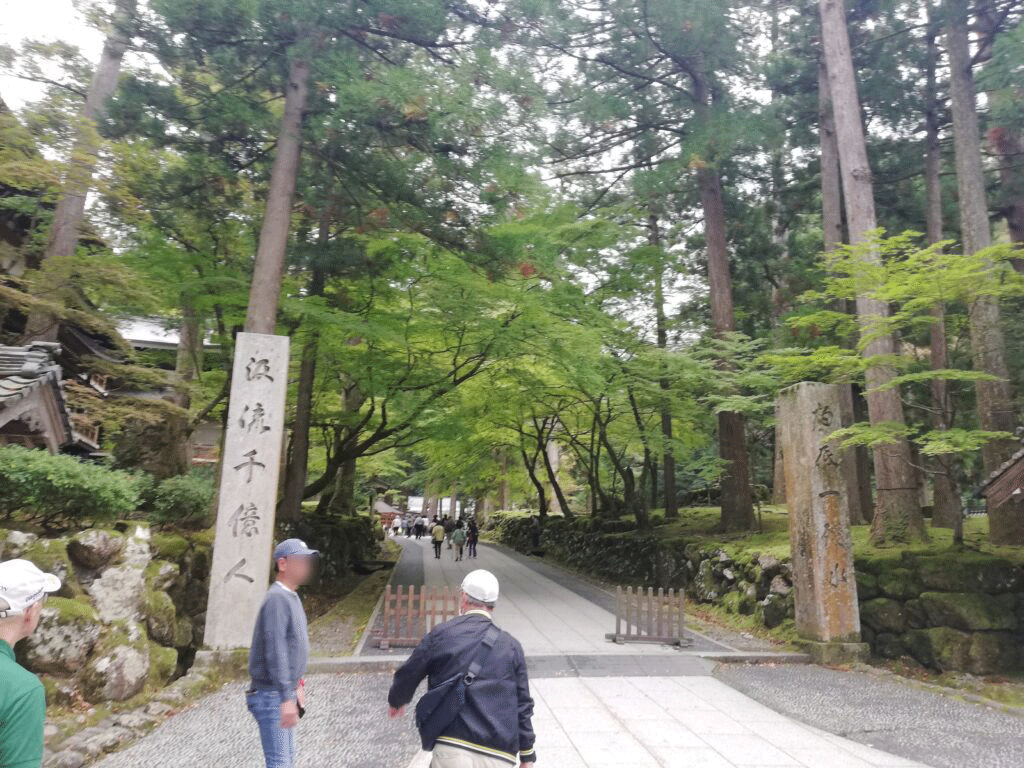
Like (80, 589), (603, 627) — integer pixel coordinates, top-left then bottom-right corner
(605, 586), (690, 646)
(374, 585), (461, 649)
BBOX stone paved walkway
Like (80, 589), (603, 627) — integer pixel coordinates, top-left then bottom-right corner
(94, 536), (993, 768)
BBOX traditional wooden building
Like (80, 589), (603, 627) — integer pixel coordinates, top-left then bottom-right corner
(0, 342), (99, 454)
(976, 445), (1024, 546)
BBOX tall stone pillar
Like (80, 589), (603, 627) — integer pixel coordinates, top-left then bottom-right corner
(205, 333), (289, 650)
(778, 382), (868, 663)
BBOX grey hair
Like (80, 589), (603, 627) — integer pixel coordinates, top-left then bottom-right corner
(463, 593), (495, 611)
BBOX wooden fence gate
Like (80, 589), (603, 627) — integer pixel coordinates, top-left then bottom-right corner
(374, 585), (461, 649)
(605, 586), (690, 646)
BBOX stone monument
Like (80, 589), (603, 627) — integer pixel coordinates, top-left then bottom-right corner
(778, 381), (869, 664)
(204, 332), (289, 650)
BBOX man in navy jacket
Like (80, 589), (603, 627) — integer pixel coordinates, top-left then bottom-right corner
(388, 570), (537, 768)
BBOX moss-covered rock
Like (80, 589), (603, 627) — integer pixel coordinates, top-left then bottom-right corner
(67, 529), (125, 570)
(876, 568), (919, 601)
(860, 598), (906, 635)
(143, 589), (178, 647)
(968, 632), (1020, 675)
(903, 599), (927, 630)
(150, 533), (190, 563)
(145, 560), (180, 592)
(692, 559), (720, 603)
(756, 592), (792, 629)
(148, 642), (178, 686)
(904, 627), (972, 671)
(20, 538), (80, 597)
(919, 592), (1017, 632)
(855, 571), (879, 600)
(913, 555), (1024, 595)
(81, 622), (150, 702)
(874, 632), (905, 660)
(173, 615), (193, 649)
(17, 597), (100, 675)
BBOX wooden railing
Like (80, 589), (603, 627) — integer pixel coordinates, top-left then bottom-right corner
(373, 585), (460, 649)
(605, 586), (690, 646)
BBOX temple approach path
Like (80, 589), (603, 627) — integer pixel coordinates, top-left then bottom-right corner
(93, 537), (1024, 768)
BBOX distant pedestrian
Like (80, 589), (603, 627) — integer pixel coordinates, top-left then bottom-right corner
(0, 559), (62, 768)
(451, 522), (467, 561)
(431, 520), (446, 559)
(467, 519), (479, 559)
(387, 569), (537, 768)
(529, 515), (541, 551)
(247, 539), (318, 768)
(444, 516), (456, 549)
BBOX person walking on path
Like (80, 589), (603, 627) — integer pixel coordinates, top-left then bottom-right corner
(431, 519), (446, 559)
(387, 569), (537, 768)
(444, 516), (456, 550)
(247, 539), (318, 768)
(451, 521), (467, 561)
(466, 518), (479, 559)
(0, 559), (62, 768)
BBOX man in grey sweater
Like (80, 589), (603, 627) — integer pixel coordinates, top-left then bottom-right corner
(247, 538), (318, 768)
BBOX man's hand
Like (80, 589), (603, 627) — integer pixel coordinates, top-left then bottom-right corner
(388, 706), (405, 718)
(520, 763), (535, 768)
(296, 684), (307, 710)
(280, 699), (300, 728)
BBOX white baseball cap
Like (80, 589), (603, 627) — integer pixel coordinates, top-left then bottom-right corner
(462, 569), (499, 604)
(0, 559), (61, 618)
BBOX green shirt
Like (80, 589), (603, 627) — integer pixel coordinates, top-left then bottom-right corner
(0, 639), (45, 768)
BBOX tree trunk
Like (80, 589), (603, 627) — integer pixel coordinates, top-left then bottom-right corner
(694, 159), (755, 532)
(945, 2), (1018, 502)
(924, 6), (963, 535)
(819, 0), (925, 544)
(171, 292), (203, 409)
(279, 264), (325, 522)
(244, 48), (312, 334)
(542, 438), (574, 519)
(692, 70), (754, 532)
(522, 448), (549, 517)
(498, 451), (510, 511)
(649, 214), (678, 518)
(991, 127), (1024, 246)
(819, 54), (872, 526)
(449, 484), (458, 518)
(326, 458), (357, 517)
(23, 0), (137, 341)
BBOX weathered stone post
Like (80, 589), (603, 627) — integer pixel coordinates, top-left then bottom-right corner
(204, 333), (289, 650)
(778, 381), (868, 663)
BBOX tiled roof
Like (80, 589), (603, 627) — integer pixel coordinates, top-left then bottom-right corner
(0, 342), (63, 409)
(0, 342), (98, 450)
(977, 444), (1024, 496)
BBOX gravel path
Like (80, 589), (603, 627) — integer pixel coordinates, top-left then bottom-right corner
(716, 663), (1024, 768)
(92, 673), (419, 768)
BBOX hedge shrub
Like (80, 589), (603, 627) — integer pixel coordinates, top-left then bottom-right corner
(0, 445), (140, 530)
(280, 513), (380, 582)
(143, 471), (216, 528)
(493, 514), (691, 587)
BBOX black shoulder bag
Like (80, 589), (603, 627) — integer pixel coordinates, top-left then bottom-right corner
(415, 625), (501, 750)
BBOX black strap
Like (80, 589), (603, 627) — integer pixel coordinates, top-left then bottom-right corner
(464, 625), (501, 684)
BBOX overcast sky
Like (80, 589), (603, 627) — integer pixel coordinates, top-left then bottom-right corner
(0, 0), (102, 109)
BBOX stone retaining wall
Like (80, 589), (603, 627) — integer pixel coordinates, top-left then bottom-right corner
(855, 552), (1024, 675)
(492, 516), (1024, 674)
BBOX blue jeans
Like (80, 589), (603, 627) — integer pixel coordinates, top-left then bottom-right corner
(247, 690), (296, 768)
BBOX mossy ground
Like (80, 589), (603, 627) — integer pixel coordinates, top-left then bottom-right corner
(598, 507), (1023, 564)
